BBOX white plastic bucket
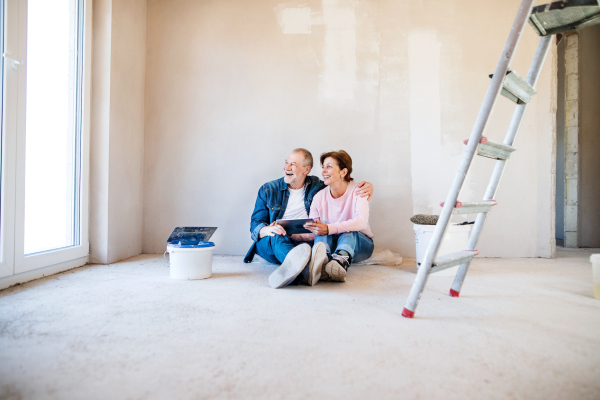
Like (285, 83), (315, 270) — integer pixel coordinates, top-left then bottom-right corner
(167, 244), (214, 280)
(591, 254), (600, 300)
(414, 223), (472, 276)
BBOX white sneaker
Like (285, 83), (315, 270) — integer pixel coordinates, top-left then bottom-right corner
(268, 244), (311, 289)
(306, 242), (327, 286)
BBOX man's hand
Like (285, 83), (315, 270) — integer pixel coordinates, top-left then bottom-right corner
(356, 181), (374, 200)
(304, 220), (328, 236)
(259, 221), (287, 238)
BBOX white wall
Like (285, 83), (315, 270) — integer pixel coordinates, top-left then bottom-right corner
(89, 0), (111, 263)
(90, 0), (146, 264)
(142, 0), (557, 258)
(535, 31), (558, 258)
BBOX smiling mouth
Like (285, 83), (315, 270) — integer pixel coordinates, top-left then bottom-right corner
(285, 171), (293, 176)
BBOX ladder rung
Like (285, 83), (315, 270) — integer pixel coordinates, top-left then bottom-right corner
(440, 200), (497, 215)
(489, 70), (537, 104)
(431, 250), (479, 273)
(477, 140), (516, 160)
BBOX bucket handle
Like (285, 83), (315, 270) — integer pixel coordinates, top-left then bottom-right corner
(164, 249), (169, 261)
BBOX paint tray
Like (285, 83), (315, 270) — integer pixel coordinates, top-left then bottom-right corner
(166, 227), (218, 245)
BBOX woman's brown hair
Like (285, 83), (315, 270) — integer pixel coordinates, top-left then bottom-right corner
(320, 150), (353, 182)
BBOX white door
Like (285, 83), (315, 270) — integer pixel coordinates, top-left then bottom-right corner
(1, 0), (90, 278)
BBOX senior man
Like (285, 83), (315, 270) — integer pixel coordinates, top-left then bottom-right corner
(244, 148), (373, 289)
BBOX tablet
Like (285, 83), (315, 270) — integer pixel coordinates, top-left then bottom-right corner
(276, 218), (315, 235)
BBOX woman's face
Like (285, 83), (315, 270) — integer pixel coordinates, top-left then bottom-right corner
(321, 157), (347, 186)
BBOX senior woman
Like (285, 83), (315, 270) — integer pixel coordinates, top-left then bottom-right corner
(304, 150), (374, 283)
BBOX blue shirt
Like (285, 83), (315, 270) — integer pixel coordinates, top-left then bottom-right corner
(244, 176), (325, 263)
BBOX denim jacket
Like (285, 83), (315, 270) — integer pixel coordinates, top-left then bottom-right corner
(244, 176), (325, 263)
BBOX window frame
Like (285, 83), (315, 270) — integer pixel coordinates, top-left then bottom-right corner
(0, 0), (16, 279)
(2, 0), (90, 278)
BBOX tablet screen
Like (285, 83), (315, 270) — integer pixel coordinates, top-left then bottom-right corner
(276, 218), (315, 235)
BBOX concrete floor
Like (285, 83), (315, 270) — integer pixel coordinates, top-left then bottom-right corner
(1, 249), (599, 400)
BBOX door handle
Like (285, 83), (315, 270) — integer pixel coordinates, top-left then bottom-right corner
(2, 53), (23, 69)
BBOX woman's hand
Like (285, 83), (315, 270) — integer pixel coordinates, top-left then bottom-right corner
(304, 220), (328, 236)
(259, 221), (286, 238)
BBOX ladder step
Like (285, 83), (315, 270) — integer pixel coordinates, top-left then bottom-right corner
(440, 200), (497, 215)
(463, 137), (515, 160)
(431, 250), (479, 273)
(489, 70), (537, 104)
(529, 0), (600, 37)
(477, 140), (516, 160)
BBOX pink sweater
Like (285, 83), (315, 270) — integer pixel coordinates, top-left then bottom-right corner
(309, 181), (374, 239)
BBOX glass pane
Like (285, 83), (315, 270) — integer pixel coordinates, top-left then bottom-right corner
(24, 0), (81, 255)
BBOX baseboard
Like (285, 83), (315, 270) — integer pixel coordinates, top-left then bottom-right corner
(0, 256), (89, 291)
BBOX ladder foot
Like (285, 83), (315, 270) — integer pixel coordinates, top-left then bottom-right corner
(449, 289), (460, 297)
(402, 308), (415, 318)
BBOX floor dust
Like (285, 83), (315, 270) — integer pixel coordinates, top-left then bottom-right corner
(1, 249), (599, 399)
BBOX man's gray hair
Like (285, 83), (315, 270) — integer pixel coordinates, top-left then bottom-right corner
(292, 148), (313, 168)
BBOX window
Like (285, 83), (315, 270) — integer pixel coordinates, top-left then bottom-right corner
(1, 0), (90, 280)
(24, 0), (83, 255)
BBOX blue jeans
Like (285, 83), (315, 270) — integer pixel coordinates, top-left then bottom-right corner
(314, 231), (374, 263)
(256, 234), (308, 265)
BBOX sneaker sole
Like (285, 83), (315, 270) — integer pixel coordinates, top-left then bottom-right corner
(268, 244), (311, 289)
(308, 242), (327, 286)
(324, 260), (347, 282)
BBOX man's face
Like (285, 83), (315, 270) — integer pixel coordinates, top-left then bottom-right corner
(283, 152), (311, 187)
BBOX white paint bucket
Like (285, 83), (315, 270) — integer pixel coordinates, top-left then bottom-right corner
(414, 223), (472, 276)
(591, 254), (600, 300)
(166, 242), (215, 280)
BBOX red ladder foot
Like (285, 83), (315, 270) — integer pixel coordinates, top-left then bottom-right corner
(449, 289), (460, 297)
(402, 308), (415, 318)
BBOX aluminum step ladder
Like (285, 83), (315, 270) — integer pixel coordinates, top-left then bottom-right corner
(402, 0), (600, 318)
